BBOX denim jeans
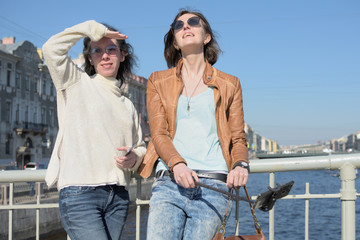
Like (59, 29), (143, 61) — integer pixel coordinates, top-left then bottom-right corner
(147, 176), (229, 240)
(59, 185), (129, 240)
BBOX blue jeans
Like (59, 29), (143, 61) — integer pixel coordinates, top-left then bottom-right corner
(147, 176), (229, 240)
(59, 185), (129, 240)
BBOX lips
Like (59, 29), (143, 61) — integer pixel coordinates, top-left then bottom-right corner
(101, 63), (113, 68)
(183, 32), (194, 38)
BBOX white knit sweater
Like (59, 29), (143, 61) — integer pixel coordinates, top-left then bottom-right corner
(42, 20), (146, 190)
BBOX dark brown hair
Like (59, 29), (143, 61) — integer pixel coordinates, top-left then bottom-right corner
(164, 9), (221, 68)
(83, 23), (136, 86)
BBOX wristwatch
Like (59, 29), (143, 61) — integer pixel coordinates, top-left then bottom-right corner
(234, 161), (250, 173)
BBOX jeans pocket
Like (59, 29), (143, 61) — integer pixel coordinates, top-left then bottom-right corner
(151, 176), (173, 192)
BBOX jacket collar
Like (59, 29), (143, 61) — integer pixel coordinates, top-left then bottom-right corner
(175, 58), (216, 86)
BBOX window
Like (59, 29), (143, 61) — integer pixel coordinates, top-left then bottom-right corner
(50, 83), (54, 96)
(5, 102), (11, 122)
(34, 77), (38, 93)
(5, 138), (10, 154)
(41, 107), (46, 124)
(15, 104), (19, 122)
(25, 106), (29, 122)
(7, 70), (11, 86)
(49, 108), (54, 127)
(25, 75), (30, 91)
(33, 107), (37, 123)
(7, 63), (12, 69)
(42, 78), (46, 95)
(16, 73), (21, 88)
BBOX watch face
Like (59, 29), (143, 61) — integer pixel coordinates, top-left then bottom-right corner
(241, 162), (249, 167)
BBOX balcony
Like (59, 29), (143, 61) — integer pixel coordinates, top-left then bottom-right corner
(14, 122), (48, 136)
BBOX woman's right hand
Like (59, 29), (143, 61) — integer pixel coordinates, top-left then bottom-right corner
(172, 163), (199, 188)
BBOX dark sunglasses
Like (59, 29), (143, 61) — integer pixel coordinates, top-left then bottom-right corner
(89, 45), (119, 57)
(171, 16), (201, 30)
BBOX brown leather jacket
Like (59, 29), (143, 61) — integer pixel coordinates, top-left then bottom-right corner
(138, 59), (248, 178)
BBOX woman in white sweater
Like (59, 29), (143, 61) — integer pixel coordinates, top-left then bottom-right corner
(42, 20), (146, 240)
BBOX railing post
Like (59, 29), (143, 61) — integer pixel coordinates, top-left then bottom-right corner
(8, 183), (13, 240)
(136, 177), (142, 240)
(339, 162), (357, 240)
(235, 188), (239, 235)
(269, 173), (275, 240)
(36, 182), (41, 240)
(304, 183), (309, 240)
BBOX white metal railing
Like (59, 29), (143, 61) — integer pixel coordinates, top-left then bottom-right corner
(0, 153), (359, 240)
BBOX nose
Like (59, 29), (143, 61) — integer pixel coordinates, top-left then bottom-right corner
(101, 51), (110, 59)
(182, 22), (191, 30)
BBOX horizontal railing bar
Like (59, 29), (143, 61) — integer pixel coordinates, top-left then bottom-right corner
(283, 193), (341, 199)
(0, 203), (58, 210)
(1, 154), (359, 183)
(0, 170), (46, 183)
(248, 193), (342, 201)
(250, 153), (360, 173)
(135, 199), (150, 205)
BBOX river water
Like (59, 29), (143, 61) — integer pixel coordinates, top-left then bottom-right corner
(121, 169), (360, 240)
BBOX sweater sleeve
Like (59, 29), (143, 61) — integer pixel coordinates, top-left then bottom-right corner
(42, 20), (107, 90)
(128, 100), (146, 172)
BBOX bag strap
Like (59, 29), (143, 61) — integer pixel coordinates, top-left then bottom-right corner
(215, 186), (264, 236)
(243, 186), (263, 235)
(213, 190), (233, 240)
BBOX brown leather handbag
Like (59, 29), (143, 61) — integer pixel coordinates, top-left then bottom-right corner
(213, 186), (266, 240)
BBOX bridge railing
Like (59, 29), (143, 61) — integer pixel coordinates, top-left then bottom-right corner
(0, 153), (359, 240)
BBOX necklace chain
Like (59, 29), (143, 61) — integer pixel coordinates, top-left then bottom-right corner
(183, 75), (203, 114)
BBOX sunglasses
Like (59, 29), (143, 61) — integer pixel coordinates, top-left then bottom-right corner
(171, 16), (201, 30)
(89, 45), (119, 57)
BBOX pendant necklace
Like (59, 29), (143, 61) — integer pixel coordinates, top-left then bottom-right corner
(183, 75), (203, 114)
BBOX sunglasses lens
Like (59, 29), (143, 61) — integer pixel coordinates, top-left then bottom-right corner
(90, 48), (102, 55)
(188, 17), (200, 26)
(172, 20), (184, 30)
(171, 17), (201, 30)
(106, 46), (119, 55)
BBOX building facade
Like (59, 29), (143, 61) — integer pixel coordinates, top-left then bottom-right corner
(245, 123), (279, 154)
(122, 74), (150, 143)
(0, 37), (58, 168)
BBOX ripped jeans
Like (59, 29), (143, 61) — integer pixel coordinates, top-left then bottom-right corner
(147, 176), (229, 240)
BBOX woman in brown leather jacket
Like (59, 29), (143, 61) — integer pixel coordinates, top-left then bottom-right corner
(140, 9), (249, 240)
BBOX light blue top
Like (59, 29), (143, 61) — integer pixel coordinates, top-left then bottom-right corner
(156, 87), (228, 173)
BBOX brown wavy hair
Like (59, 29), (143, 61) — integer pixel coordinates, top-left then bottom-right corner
(83, 23), (136, 87)
(164, 9), (221, 68)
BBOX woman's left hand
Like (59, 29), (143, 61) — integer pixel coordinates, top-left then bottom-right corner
(105, 30), (128, 40)
(226, 166), (249, 188)
(114, 146), (136, 169)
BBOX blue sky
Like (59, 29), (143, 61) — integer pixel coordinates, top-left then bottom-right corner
(1, 0), (359, 146)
